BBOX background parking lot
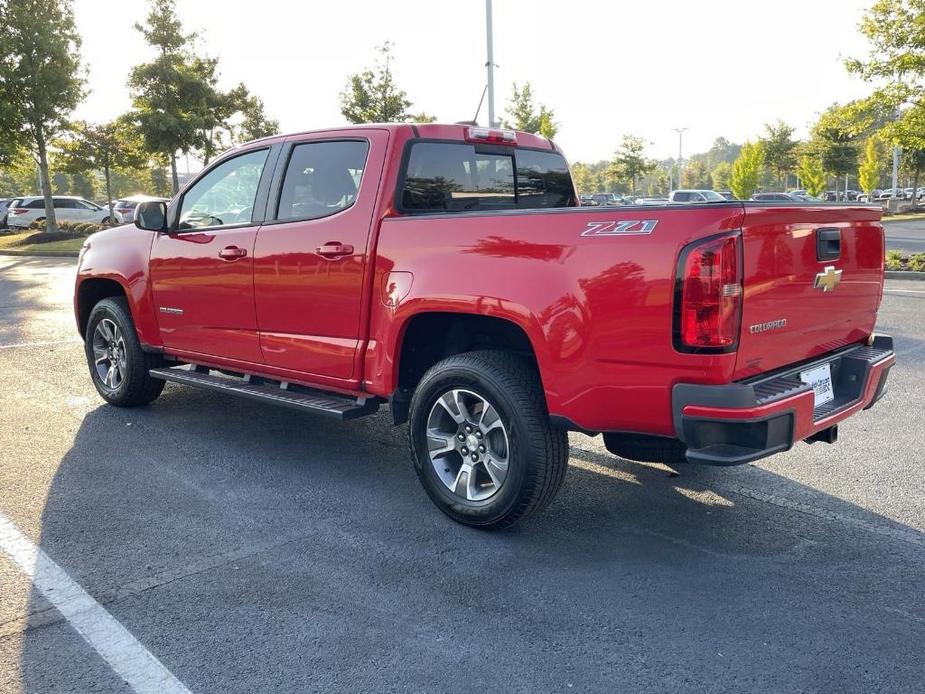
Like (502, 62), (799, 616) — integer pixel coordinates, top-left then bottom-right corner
(1, 256), (924, 693)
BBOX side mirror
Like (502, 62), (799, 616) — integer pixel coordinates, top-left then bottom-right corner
(135, 201), (168, 232)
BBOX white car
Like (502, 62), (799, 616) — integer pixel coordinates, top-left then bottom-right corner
(112, 195), (169, 224)
(6, 195), (114, 229)
(669, 189), (727, 203)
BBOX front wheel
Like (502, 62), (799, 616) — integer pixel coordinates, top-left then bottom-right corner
(84, 297), (165, 406)
(408, 350), (568, 529)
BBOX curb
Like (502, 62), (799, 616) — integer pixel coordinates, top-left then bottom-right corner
(0, 249), (79, 258)
(885, 270), (925, 281)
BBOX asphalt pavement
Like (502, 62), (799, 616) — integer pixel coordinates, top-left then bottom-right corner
(1, 257), (924, 694)
(885, 217), (925, 252)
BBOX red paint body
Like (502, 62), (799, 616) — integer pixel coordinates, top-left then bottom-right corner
(75, 123), (891, 442)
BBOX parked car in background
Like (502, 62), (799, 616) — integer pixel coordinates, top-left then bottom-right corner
(6, 195), (114, 229)
(590, 193), (625, 206)
(717, 191), (737, 200)
(0, 198), (11, 228)
(112, 196), (169, 224)
(752, 192), (801, 202)
(634, 197), (670, 205)
(579, 195), (595, 206)
(669, 189), (726, 203)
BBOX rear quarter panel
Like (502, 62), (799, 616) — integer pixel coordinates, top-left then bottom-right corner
(367, 205), (745, 435)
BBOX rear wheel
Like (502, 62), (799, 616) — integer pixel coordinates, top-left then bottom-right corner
(84, 297), (165, 406)
(409, 350), (568, 529)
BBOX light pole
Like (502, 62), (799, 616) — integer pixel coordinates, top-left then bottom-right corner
(673, 127), (687, 191)
(485, 0), (497, 128)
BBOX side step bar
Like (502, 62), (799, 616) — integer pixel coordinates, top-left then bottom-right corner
(149, 365), (380, 421)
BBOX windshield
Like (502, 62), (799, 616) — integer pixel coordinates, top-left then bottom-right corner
(702, 190), (726, 201)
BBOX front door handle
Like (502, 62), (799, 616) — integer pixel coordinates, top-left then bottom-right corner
(218, 246), (247, 260)
(316, 242), (354, 259)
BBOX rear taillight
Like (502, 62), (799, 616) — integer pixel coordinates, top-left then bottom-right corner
(674, 233), (743, 352)
(9, 208), (27, 215)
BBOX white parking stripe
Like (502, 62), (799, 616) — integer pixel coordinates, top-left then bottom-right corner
(0, 339), (81, 350)
(0, 513), (192, 694)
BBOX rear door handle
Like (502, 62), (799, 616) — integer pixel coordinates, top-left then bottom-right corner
(315, 242), (354, 259)
(218, 246), (247, 260)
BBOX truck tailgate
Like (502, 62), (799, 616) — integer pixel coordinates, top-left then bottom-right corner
(734, 205), (884, 380)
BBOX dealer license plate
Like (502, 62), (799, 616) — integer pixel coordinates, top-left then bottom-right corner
(800, 363), (835, 408)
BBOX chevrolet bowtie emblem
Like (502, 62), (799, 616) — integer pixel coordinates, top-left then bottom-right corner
(814, 265), (842, 292)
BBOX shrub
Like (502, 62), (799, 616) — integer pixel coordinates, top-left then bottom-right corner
(885, 250), (905, 270)
(885, 250), (925, 272)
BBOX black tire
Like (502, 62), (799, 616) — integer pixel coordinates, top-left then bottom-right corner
(84, 296), (165, 407)
(408, 350), (568, 529)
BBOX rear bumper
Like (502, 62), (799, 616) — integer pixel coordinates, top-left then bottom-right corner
(672, 335), (895, 466)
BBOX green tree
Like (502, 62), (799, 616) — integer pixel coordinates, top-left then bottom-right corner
(711, 161), (732, 191)
(503, 82), (558, 137)
(0, 148), (39, 197)
(729, 142), (765, 200)
(339, 43), (433, 124)
(761, 120), (798, 190)
(846, 0), (925, 203)
(609, 135), (656, 196)
(57, 119), (148, 220)
(858, 137), (884, 195)
(681, 159), (711, 189)
(810, 106), (859, 197)
(128, 0), (219, 193)
(797, 155), (827, 197)
(0, 0), (84, 233)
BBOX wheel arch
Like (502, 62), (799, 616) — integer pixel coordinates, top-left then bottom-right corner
(75, 277), (129, 338)
(384, 309), (550, 424)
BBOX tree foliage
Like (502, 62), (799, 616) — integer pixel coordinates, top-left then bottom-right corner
(503, 82), (558, 138)
(858, 137), (884, 194)
(339, 43), (432, 124)
(761, 120), (798, 189)
(681, 159), (711, 189)
(711, 161), (732, 191)
(0, 0), (85, 232)
(797, 155), (828, 197)
(729, 142), (765, 200)
(128, 0), (213, 192)
(810, 105), (859, 185)
(56, 119), (148, 218)
(609, 135), (655, 196)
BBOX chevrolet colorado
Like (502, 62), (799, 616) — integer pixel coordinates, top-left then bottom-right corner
(75, 123), (895, 528)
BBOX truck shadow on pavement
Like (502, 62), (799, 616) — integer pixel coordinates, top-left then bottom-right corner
(15, 388), (925, 693)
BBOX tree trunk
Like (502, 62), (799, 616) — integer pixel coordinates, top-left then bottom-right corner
(104, 158), (114, 223)
(35, 129), (57, 234)
(170, 153), (179, 195)
(912, 167), (920, 210)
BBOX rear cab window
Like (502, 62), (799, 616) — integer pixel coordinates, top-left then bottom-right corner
(398, 141), (576, 213)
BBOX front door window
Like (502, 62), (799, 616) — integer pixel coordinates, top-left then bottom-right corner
(179, 149), (269, 230)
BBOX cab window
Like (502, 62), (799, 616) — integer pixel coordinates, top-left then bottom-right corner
(275, 140), (369, 222)
(179, 149), (269, 230)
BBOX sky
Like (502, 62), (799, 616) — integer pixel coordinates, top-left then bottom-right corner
(73, 0), (879, 166)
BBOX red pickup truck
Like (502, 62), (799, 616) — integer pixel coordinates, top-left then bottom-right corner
(75, 123), (895, 528)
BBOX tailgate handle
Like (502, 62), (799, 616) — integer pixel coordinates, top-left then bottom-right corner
(816, 228), (841, 261)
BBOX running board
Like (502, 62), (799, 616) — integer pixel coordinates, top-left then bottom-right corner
(149, 365), (379, 421)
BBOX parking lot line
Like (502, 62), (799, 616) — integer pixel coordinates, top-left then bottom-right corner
(0, 513), (192, 694)
(0, 339), (81, 350)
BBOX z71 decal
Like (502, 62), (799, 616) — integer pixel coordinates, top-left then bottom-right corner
(581, 220), (658, 237)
